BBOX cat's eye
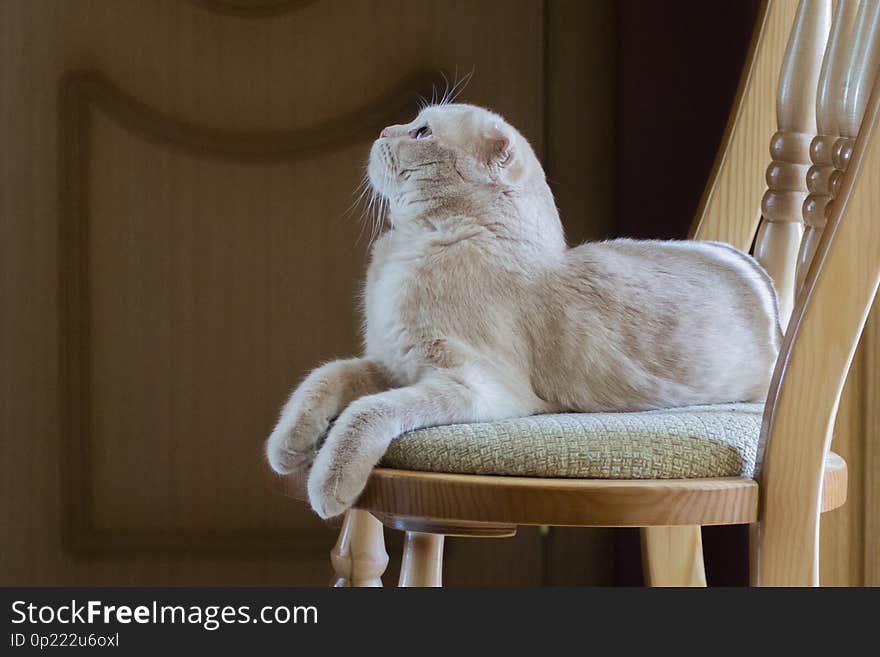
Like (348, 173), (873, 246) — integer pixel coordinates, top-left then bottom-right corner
(411, 125), (432, 140)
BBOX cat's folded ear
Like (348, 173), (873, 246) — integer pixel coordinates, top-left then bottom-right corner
(487, 122), (514, 167)
(486, 122), (524, 182)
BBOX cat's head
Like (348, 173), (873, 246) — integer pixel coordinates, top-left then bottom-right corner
(367, 103), (561, 242)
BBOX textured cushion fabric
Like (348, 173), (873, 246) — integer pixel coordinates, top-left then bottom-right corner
(381, 403), (764, 479)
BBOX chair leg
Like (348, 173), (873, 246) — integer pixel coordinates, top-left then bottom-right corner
(640, 525), (707, 587)
(399, 532), (445, 587)
(749, 513), (820, 586)
(330, 510), (389, 587)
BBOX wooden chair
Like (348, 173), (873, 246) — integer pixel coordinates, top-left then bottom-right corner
(284, 0), (880, 587)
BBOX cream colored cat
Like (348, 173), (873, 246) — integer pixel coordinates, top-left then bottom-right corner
(266, 103), (780, 519)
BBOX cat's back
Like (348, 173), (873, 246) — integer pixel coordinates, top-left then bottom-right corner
(533, 238), (781, 410)
(563, 238), (778, 322)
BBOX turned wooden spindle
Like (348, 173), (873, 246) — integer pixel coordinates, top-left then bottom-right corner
(840, 0), (880, 137)
(330, 509), (389, 587)
(754, 0), (831, 327)
(799, 0), (880, 289)
(798, 0), (859, 291)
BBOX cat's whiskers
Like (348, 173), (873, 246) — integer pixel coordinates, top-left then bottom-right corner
(370, 188), (382, 238)
(438, 71), (450, 105)
(377, 165), (393, 242)
(360, 178), (381, 246)
(349, 171), (378, 245)
(448, 69), (474, 103)
(419, 68), (474, 112)
(363, 162), (392, 248)
(435, 68), (474, 106)
(347, 173), (371, 216)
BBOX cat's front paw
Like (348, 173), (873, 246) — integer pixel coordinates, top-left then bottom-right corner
(307, 447), (374, 519)
(265, 416), (322, 475)
(305, 406), (385, 518)
(265, 379), (340, 475)
(306, 468), (351, 520)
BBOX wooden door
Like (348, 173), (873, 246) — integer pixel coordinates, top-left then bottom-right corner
(1, 0), (618, 585)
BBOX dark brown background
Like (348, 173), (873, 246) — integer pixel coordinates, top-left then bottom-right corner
(616, 0), (761, 240)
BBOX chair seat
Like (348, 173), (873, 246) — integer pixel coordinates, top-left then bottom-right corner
(281, 405), (847, 530)
(381, 403), (763, 480)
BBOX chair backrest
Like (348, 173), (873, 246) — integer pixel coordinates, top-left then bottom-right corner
(689, 0), (880, 585)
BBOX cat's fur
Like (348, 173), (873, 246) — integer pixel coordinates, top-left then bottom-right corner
(266, 103), (781, 518)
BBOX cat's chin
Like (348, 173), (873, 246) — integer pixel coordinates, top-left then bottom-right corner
(366, 143), (393, 197)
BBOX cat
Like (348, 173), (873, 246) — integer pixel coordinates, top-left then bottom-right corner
(266, 103), (781, 519)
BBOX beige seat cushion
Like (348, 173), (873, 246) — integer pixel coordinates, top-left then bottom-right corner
(381, 403), (763, 479)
